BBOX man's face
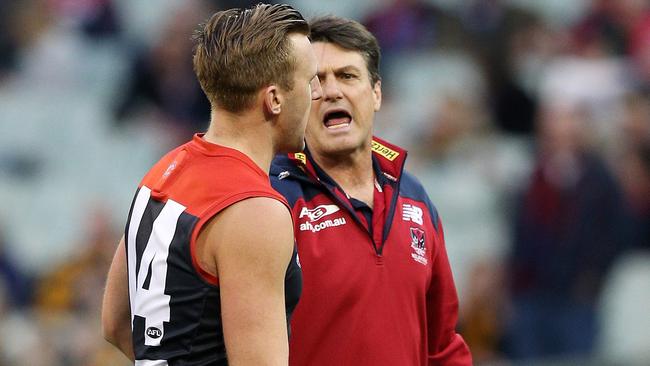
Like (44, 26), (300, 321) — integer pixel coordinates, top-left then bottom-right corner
(306, 42), (381, 159)
(276, 33), (322, 153)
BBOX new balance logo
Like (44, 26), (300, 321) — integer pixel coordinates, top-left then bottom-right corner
(299, 204), (340, 222)
(402, 204), (423, 225)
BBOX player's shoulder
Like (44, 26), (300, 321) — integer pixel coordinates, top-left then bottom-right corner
(143, 138), (268, 186)
(141, 144), (187, 185)
(199, 195), (294, 278)
(139, 142), (276, 216)
(222, 196), (291, 221)
(208, 196), (293, 247)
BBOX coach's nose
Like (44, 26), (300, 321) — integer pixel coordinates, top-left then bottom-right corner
(321, 74), (343, 102)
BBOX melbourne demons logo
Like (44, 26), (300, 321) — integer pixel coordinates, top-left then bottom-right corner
(409, 227), (428, 265)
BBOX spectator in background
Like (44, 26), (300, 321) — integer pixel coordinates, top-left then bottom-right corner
(46, 0), (121, 40)
(34, 205), (122, 365)
(35, 205), (116, 314)
(505, 102), (628, 360)
(629, 11), (650, 90)
(571, 0), (629, 57)
(460, 261), (506, 362)
(572, 0), (650, 88)
(0, 1), (20, 82)
(0, 228), (32, 309)
(459, 0), (542, 135)
(0, 0), (52, 83)
(410, 94), (530, 363)
(617, 92), (650, 250)
(113, 0), (211, 143)
(620, 142), (650, 250)
(364, 0), (462, 53)
(619, 91), (650, 152)
(363, 0), (465, 90)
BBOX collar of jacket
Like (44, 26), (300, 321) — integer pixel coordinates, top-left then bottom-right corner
(271, 136), (408, 184)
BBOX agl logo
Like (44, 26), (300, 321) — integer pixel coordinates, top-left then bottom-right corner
(299, 204), (340, 222)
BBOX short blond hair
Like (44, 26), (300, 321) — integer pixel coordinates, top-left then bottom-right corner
(193, 4), (309, 112)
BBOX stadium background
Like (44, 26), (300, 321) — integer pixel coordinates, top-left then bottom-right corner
(0, 0), (649, 364)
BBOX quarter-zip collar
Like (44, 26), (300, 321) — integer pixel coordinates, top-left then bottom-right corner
(272, 137), (408, 255)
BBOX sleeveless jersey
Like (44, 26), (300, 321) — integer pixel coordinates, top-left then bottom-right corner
(125, 134), (302, 365)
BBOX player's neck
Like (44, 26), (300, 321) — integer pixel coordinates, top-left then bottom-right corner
(203, 109), (274, 174)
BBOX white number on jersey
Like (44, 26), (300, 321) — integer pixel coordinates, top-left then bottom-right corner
(127, 186), (186, 346)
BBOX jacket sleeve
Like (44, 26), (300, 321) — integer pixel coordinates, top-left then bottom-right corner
(427, 217), (473, 365)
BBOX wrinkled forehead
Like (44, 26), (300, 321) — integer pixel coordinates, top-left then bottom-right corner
(312, 41), (368, 75)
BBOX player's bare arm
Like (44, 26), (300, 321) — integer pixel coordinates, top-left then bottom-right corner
(195, 197), (294, 366)
(101, 236), (135, 361)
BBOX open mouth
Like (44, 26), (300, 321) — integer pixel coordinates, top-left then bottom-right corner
(323, 109), (352, 129)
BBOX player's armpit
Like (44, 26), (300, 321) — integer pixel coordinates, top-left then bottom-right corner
(200, 197), (294, 366)
(101, 236), (135, 362)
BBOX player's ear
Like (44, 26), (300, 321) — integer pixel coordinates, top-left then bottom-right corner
(263, 85), (282, 117)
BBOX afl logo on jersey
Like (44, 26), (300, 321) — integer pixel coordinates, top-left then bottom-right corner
(147, 327), (163, 339)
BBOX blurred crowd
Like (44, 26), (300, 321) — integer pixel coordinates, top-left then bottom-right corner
(0, 0), (649, 365)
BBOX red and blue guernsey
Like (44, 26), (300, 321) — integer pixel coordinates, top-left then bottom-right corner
(271, 136), (472, 366)
(125, 134), (302, 365)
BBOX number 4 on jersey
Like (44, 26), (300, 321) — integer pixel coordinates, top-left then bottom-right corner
(127, 186), (186, 346)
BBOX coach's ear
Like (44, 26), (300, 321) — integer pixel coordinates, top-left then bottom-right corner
(372, 79), (382, 111)
(263, 85), (282, 118)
